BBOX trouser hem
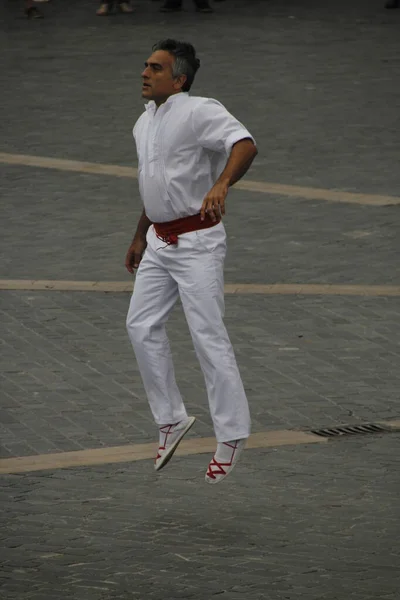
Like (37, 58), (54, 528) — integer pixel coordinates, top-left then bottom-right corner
(215, 432), (251, 444)
(154, 412), (189, 427)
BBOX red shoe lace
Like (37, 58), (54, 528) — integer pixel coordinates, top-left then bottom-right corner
(156, 446), (165, 461)
(155, 422), (179, 463)
(206, 441), (238, 480)
(206, 457), (230, 480)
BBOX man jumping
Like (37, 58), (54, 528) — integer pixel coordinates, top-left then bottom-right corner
(126, 39), (257, 484)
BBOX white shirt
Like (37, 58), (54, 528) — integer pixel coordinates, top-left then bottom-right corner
(132, 92), (254, 223)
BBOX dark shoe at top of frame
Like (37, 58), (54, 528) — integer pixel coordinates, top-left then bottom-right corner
(196, 5), (213, 12)
(195, 0), (213, 11)
(159, 3), (182, 11)
(25, 6), (44, 18)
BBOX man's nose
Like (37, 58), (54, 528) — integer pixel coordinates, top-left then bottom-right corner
(141, 66), (150, 78)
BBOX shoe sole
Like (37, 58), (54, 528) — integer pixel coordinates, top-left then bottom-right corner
(154, 416), (196, 472)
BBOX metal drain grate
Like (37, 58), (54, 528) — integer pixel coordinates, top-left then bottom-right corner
(311, 423), (390, 438)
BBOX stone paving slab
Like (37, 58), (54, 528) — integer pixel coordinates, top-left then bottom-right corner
(0, 434), (399, 599)
(1, 290), (400, 457)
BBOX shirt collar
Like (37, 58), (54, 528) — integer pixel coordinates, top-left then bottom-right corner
(145, 92), (189, 114)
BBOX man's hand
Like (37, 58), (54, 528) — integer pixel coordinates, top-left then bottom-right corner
(200, 180), (229, 222)
(200, 139), (257, 222)
(125, 236), (147, 273)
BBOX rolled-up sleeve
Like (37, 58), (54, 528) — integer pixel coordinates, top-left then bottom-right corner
(191, 98), (255, 155)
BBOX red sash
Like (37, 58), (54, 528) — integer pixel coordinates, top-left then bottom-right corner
(153, 213), (220, 245)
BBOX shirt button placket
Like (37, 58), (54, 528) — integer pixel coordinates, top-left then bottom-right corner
(149, 109), (162, 177)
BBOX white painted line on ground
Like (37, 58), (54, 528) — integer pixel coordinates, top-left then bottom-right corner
(1, 280), (400, 296)
(0, 430), (327, 474)
(1, 420), (398, 475)
(1, 152), (399, 206)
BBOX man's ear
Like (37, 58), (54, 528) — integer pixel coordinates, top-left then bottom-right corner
(173, 74), (187, 91)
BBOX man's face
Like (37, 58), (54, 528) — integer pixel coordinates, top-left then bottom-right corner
(141, 50), (186, 105)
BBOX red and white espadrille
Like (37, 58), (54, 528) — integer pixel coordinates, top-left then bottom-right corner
(154, 416), (196, 471)
(205, 439), (246, 484)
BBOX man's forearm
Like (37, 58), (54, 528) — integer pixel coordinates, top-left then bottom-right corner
(133, 209), (152, 241)
(217, 138), (258, 187)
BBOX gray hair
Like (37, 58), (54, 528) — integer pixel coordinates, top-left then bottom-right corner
(152, 39), (200, 92)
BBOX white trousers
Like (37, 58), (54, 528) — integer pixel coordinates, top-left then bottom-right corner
(126, 222), (251, 443)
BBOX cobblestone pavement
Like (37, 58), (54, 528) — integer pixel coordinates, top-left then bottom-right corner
(1, 0), (400, 597)
(1, 435), (399, 600)
(1, 290), (400, 456)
